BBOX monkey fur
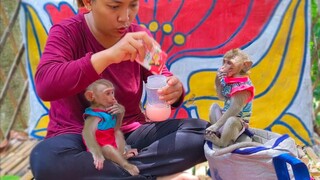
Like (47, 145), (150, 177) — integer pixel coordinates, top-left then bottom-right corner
(205, 49), (260, 155)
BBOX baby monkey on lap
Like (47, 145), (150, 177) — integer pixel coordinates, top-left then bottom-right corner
(82, 79), (139, 175)
(205, 48), (259, 155)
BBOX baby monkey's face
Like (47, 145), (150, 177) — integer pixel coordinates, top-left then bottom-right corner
(221, 57), (244, 77)
(93, 84), (117, 108)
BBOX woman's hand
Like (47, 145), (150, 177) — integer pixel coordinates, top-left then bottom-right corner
(91, 31), (155, 74)
(110, 31), (154, 63)
(157, 76), (183, 105)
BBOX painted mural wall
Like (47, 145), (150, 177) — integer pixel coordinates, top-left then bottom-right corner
(20, 0), (313, 146)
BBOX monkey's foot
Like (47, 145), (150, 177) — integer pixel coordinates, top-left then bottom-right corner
(204, 128), (220, 144)
(205, 124), (221, 136)
(123, 163), (140, 176)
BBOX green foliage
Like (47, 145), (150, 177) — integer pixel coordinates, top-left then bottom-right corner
(311, 1), (320, 46)
(0, 176), (20, 180)
(0, 0), (29, 132)
(311, 0), (320, 125)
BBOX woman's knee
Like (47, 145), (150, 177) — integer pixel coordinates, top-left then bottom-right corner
(30, 141), (53, 178)
(179, 118), (210, 130)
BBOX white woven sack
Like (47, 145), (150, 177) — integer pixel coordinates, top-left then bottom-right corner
(204, 128), (297, 180)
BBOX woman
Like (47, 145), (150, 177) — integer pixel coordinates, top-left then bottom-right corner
(30, 0), (209, 179)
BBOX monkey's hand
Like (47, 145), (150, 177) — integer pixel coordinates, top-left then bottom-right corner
(91, 149), (105, 170)
(217, 68), (227, 81)
(107, 103), (125, 116)
(122, 162), (140, 176)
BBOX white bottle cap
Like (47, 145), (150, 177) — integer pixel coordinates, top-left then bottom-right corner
(146, 75), (167, 89)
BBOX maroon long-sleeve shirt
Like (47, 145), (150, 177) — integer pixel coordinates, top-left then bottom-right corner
(35, 13), (180, 138)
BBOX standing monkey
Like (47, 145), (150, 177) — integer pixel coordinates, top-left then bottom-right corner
(82, 79), (139, 175)
(205, 48), (256, 151)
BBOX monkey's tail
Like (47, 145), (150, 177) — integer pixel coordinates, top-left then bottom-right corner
(213, 142), (262, 156)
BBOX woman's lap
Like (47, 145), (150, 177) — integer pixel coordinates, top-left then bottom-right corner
(126, 119), (210, 176)
(30, 134), (146, 180)
(30, 119), (210, 179)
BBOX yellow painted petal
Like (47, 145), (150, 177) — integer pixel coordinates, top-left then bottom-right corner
(251, 0), (306, 129)
(25, 5), (48, 77)
(270, 114), (312, 145)
(24, 4), (50, 138)
(32, 116), (49, 138)
(185, 71), (223, 121)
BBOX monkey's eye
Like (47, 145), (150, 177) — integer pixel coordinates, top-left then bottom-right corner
(104, 89), (114, 96)
(105, 91), (114, 96)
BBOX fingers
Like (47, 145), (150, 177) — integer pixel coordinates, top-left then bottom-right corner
(127, 37), (144, 61)
(93, 32), (157, 72)
(94, 158), (104, 170)
(125, 42), (140, 62)
(131, 31), (154, 50)
(157, 76), (183, 105)
(106, 103), (125, 114)
(166, 76), (180, 86)
(217, 71), (226, 80)
(125, 31), (155, 62)
(111, 31), (159, 64)
(159, 89), (181, 105)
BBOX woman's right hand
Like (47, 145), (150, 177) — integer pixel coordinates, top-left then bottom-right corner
(110, 31), (154, 63)
(91, 31), (155, 74)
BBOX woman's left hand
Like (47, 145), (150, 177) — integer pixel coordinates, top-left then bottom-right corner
(157, 76), (183, 105)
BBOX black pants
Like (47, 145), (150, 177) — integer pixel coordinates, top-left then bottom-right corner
(30, 119), (210, 180)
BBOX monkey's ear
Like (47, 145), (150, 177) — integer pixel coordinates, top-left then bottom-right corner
(84, 90), (94, 102)
(242, 60), (253, 72)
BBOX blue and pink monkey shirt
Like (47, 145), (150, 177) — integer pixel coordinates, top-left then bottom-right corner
(220, 76), (254, 123)
(83, 108), (117, 148)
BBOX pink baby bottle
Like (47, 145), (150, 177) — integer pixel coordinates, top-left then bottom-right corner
(145, 75), (171, 121)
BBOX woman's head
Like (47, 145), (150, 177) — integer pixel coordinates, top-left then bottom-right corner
(82, 0), (139, 41)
